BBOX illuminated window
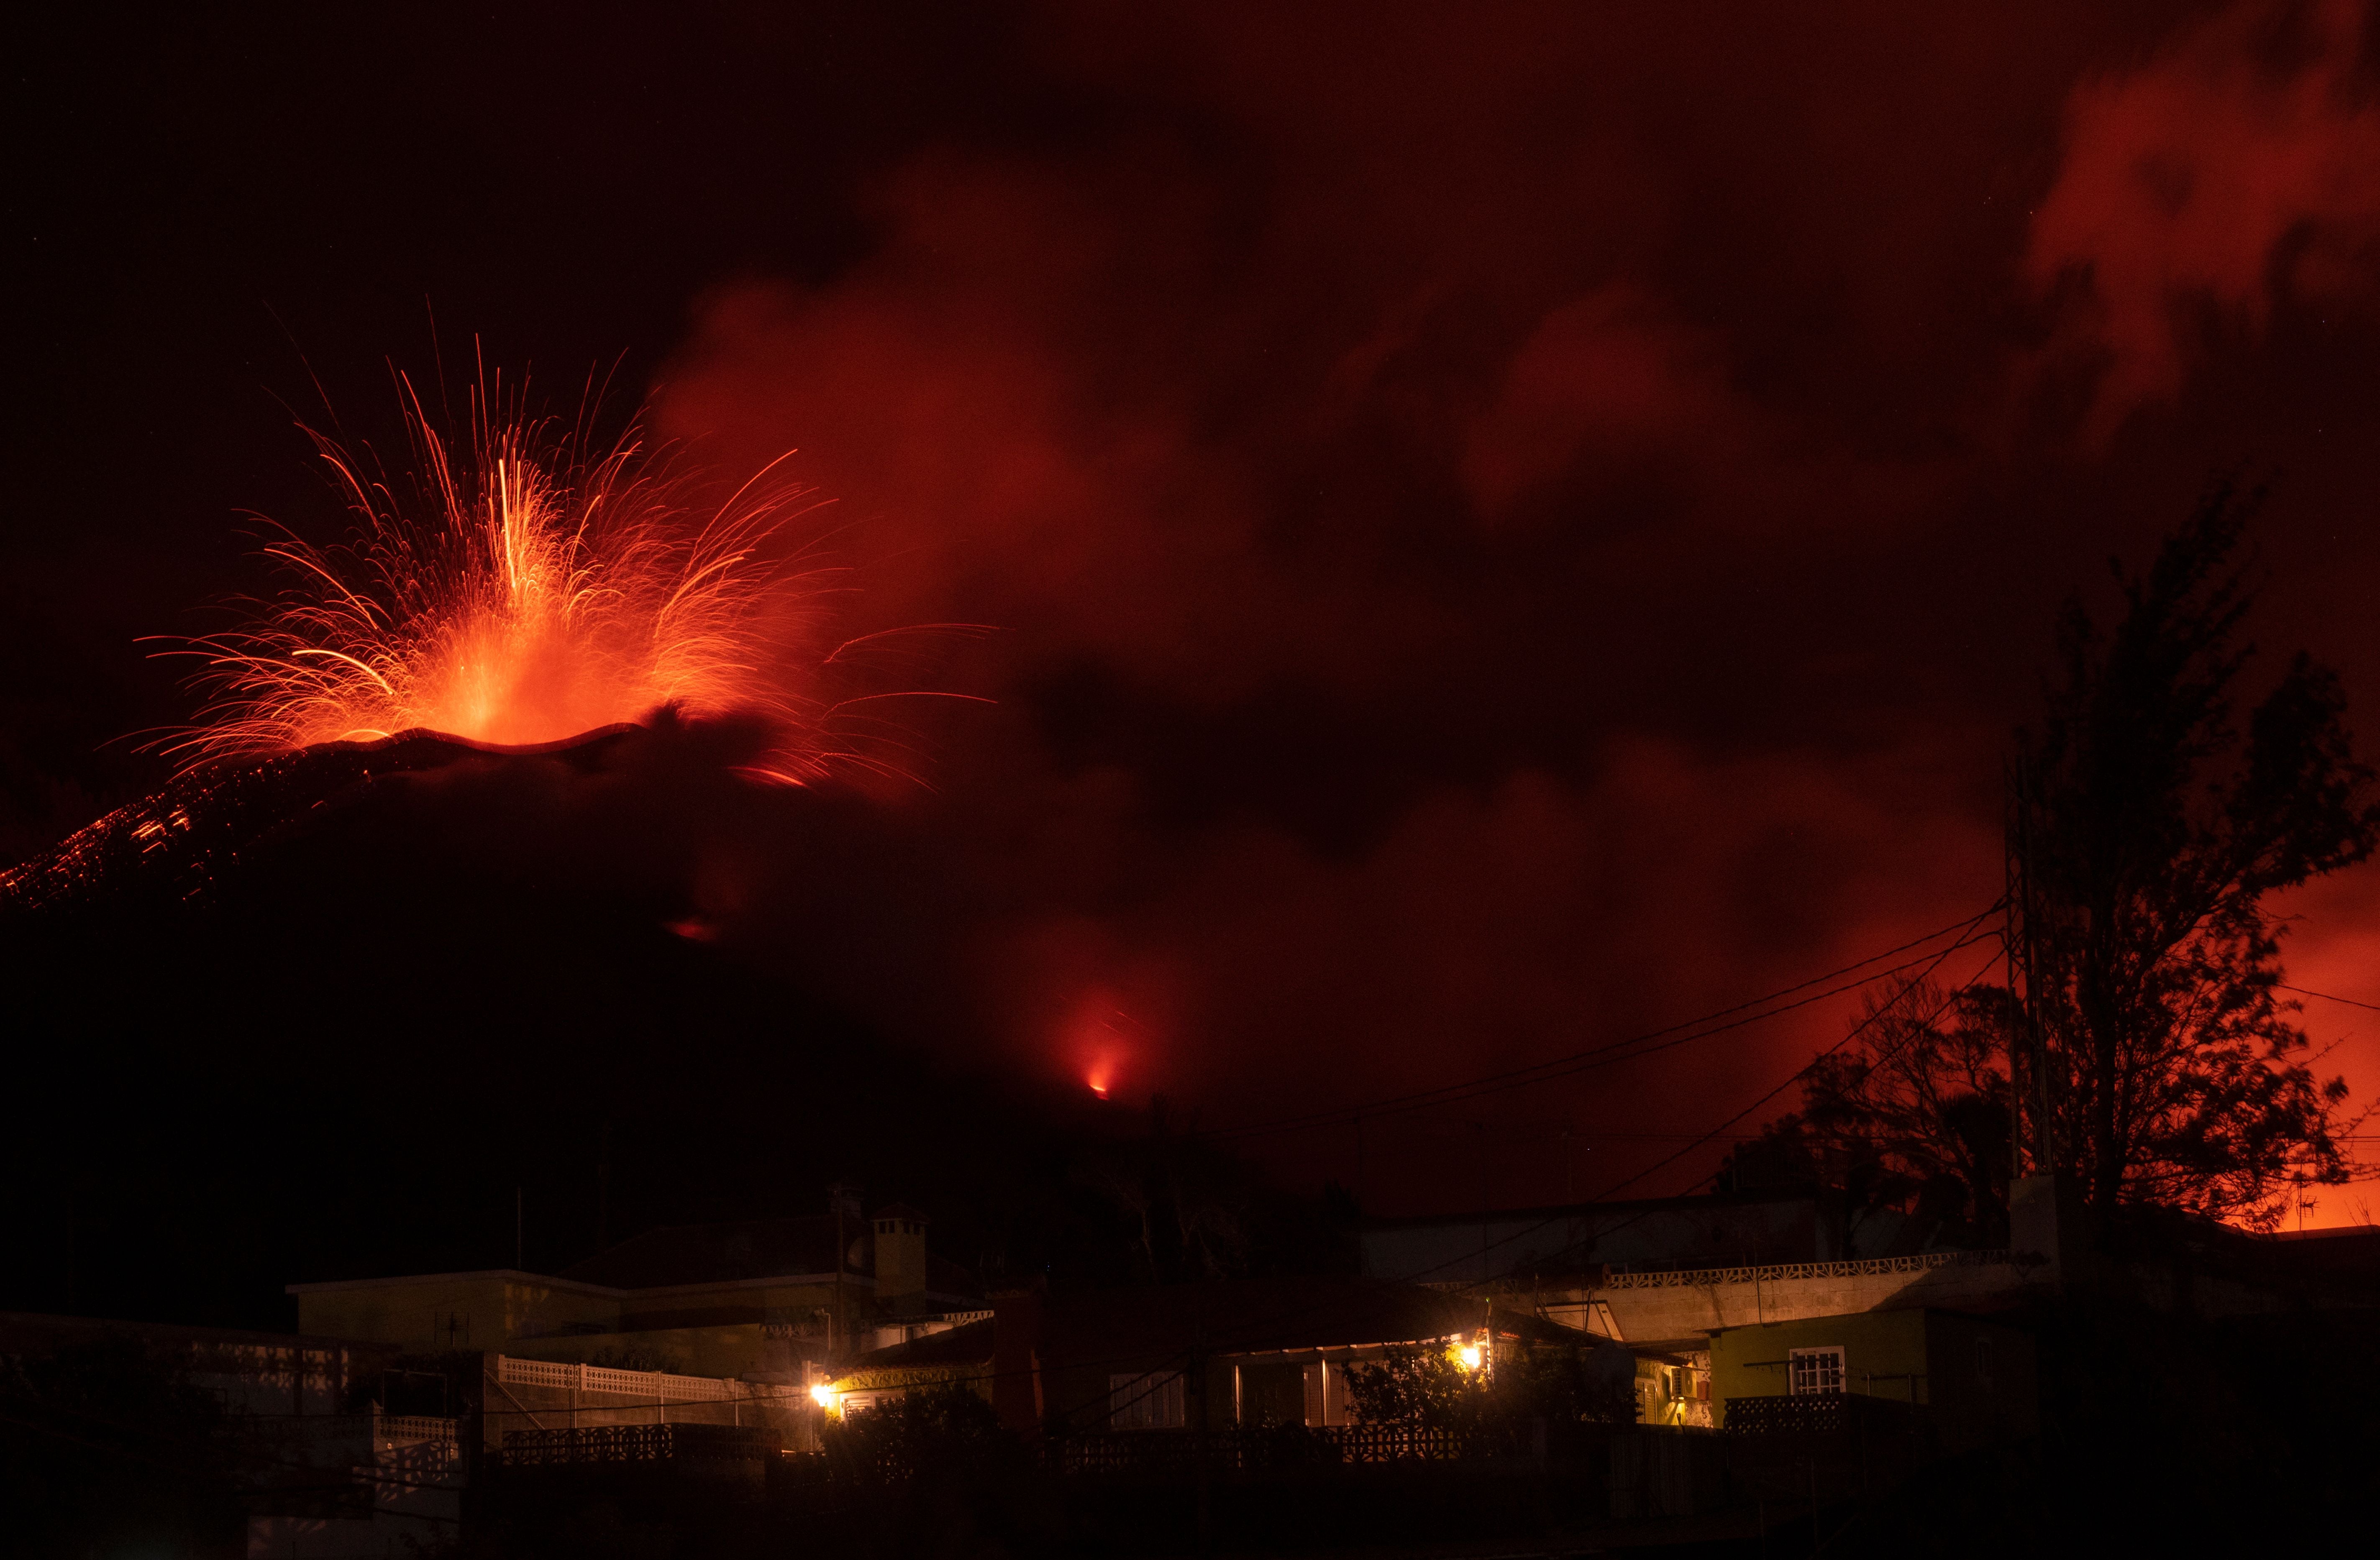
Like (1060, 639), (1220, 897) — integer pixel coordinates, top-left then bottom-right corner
(1109, 1371), (1187, 1430)
(1788, 1347), (1845, 1396)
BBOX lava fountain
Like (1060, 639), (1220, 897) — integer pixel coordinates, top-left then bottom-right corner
(164, 381), (866, 782)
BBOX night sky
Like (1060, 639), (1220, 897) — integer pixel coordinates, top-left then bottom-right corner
(11, 0), (2380, 1306)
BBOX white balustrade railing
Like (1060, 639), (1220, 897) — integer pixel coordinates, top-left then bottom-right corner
(496, 1354), (800, 1402)
(373, 1413), (459, 1445)
(1598, 1249), (2015, 1291)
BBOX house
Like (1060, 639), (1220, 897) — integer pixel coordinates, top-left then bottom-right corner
(291, 1200), (981, 1385)
(1708, 1307), (2038, 1453)
(1359, 1186), (2051, 1446)
(821, 1276), (1629, 1435)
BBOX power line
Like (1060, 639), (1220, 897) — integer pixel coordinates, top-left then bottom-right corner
(1391, 925), (2006, 1290)
(2280, 982), (2380, 1015)
(1214, 907), (2003, 1141)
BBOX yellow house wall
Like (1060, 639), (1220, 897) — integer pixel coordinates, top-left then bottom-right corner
(296, 1277), (620, 1350)
(1710, 1309), (2038, 1449)
(1710, 1309), (1931, 1412)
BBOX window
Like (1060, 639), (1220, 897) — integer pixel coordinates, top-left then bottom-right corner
(1108, 1371), (1187, 1430)
(1788, 1347), (1845, 1396)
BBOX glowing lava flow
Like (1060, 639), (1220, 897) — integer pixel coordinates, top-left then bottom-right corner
(166, 389), (854, 780)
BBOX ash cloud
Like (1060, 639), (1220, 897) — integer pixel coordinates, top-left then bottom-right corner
(14, 0), (2380, 1220)
(637, 2), (2380, 1209)
(2026, 0), (2380, 439)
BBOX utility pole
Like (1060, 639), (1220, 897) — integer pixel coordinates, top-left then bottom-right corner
(2003, 759), (2026, 1182)
(2003, 757), (2051, 1181)
(827, 1182), (860, 1363)
(2022, 762), (2051, 1176)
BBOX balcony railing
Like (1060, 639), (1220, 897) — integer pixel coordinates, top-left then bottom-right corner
(494, 1353), (799, 1404)
(1600, 1249), (2015, 1291)
(1719, 1392), (1929, 1438)
(373, 1413), (460, 1453)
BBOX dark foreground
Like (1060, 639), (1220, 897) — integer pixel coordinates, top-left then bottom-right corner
(7, 1298), (2375, 1558)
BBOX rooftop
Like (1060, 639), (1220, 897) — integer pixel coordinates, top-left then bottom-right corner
(840, 1317), (997, 1376)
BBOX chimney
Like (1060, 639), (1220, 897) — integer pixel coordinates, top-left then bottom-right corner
(871, 1204), (930, 1307)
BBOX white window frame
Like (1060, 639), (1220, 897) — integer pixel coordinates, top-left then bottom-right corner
(1787, 1346), (1846, 1396)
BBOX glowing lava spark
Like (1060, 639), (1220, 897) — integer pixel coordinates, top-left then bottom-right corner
(163, 384), (883, 781)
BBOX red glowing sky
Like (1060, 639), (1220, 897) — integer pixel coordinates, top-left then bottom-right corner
(13, 2), (2380, 1222)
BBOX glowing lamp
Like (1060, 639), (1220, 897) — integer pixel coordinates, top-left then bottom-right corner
(1457, 1344), (1482, 1371)
(810, 1384), (837, 1409)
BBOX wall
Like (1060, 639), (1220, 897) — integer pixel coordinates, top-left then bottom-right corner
(1709, 1308), (2038, 1452)
(1710, 1309), (1932, 1411)
(613, 1277), (851, 1342)
(295, 1274), (620, 1350)
(503, 1320), (822, 1381)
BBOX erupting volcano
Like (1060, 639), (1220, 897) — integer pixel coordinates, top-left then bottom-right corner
(167, 382), (835, 780)
(1, 379), (979, 919)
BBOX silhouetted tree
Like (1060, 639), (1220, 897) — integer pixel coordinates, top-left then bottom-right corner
(2015, 483), (2376, 1224)
(1746, 486), (2376, 1235)
(825, 1380), (1013, 1485)
(1343, 1341), (1632, 1432)
(1750, 980), (2016, 1247)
